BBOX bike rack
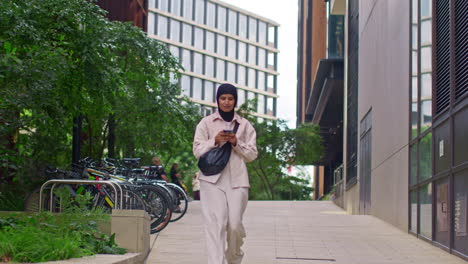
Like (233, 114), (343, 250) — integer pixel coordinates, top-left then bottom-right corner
(39, 179), (123, 212)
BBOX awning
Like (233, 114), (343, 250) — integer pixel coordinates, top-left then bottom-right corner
(305, 58), (344, 166)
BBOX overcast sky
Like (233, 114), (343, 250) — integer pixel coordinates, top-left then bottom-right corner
(222, 0), (298, 128)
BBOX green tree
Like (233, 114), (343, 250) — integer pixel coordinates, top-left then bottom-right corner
(238, 102), (323, 200)
(0, 0), (199, 207)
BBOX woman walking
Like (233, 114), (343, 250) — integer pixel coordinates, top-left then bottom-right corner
(193, 83), (257, 264)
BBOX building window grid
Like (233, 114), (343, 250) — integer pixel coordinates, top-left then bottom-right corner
(150, 1), (278, 117)
(150, 9), (277, 61)
(409, 0), (435, 240)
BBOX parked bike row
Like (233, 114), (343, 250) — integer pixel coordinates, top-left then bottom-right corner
(24, 157), (189, 234)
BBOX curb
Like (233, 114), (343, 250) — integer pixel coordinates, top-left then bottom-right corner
(41, 252), (144, 264)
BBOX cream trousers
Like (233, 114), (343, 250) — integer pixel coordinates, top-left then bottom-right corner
(200, 174), (249, 264)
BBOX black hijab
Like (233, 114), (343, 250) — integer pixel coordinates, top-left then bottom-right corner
(216, 83), (237, 122)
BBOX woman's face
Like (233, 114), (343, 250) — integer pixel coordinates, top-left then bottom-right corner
(218, 94), (235, 112)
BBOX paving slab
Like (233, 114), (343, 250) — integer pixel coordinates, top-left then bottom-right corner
(146, 201), (466, 264)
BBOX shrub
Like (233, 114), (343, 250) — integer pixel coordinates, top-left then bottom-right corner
(0, 195), (126, 263)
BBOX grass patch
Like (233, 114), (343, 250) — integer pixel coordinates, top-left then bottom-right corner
(0, 194), (126, 263)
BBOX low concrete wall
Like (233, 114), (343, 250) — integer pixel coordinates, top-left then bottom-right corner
(111, 210), (150, 255)
(42, 210), (151, 264)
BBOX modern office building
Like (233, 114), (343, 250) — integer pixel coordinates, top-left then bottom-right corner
(298, 0), (467, 259)
(147, 0), (279, 119)
(297, 0), (344, 200)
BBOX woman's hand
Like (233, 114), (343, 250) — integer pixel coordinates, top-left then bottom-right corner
(227, 134), (237, 146)
(215, 131), (237, 146)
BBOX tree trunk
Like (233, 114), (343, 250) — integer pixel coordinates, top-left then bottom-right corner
(108, 114), (115, 158)
(72, 115), (82, 164)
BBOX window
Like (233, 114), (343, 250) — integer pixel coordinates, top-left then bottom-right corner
(248, 45), (257, 65)
(182, 49), (192, 72)
(419, 183), (433, 239)
(216, 59), (225, 80)
(419, 91), (432, 128)
(410, 144), (417, 185)
(410, 0), (432, 138)
(421, 46), (432, 72)
(257, 71), (265, 91)
(408, 0), (453, 252)
(193, 52), (203, 74)
(421, 74), (432, 130)
(193, 78), (202, 99)
(181, 75), (191, 96)
(410, 191), (418, 233)
(228, 10), (237, 35)
(248, 68), (256, 88)
(169, 45), (180, 58)
(258, 21), (267, 45)
(267, 74), (275, 90)
(248, 17), (257, 41)
(237, 89), (246, 106)
(194, 27), (204, 49)
(183, 0), (193, 20)
(248, 92), (256, 108)
(217, 7), (227, 31)
(257, 95), (265, 114)
(267, 97), (274, 115)
(170, 19), (181, 41)
(420, 0), (431, 18)
(148, 12), (155, 34)
(239, 14), (248, 38)
(182, 24), (193, 45)
(158, 0), (169, 11)
(205, 56), (215, 78)
(419, 133), (432, 181)
(157, 15), (169, 38)
(237, 65), (246, 86)
(206, 2), (216, 27)
(268, 26), (276, 46)
(227, 62), (236, 83)
(149, 0), (156, 9)
(421, 20), (432, 44)
(227, 38), (237, 58)
(258, 48), (266, 67)
(268, 51), (276, 69)
(238, 42), (247, 62)
(171, 0), (181, 16)
(206, 31), (215, 52)
(194, 0), (204, 24)
(204, 81), (215, 102)
(216, 34), (226, 56)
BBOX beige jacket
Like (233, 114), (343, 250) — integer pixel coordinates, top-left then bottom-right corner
(193, 111), (257, 188)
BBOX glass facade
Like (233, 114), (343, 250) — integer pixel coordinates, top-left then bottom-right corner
(148, 0), (279, 119)
(410, 0), (434, 239)
(408, 3), (468, 258)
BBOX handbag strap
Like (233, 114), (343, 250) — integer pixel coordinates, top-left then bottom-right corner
(233, 122), (240, 134)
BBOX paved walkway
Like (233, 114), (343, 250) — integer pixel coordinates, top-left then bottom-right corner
(147, 201), (465, 264)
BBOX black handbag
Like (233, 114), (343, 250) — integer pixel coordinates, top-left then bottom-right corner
(197, 123), (239, 176)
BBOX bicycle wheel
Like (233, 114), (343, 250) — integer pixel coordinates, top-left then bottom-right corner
(24, 186), (66, 213)
(121, 190), (146, 211)
(166, 183), (189, 222)
(24, 187), (50, 212)
(151, 208), (172, 234)
(134, 185), (172, 233)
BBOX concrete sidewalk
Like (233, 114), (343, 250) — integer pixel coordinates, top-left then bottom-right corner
(147, 201), (465, 264)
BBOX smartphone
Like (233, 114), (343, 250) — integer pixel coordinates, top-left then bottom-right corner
(223, 129), (234, 134)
